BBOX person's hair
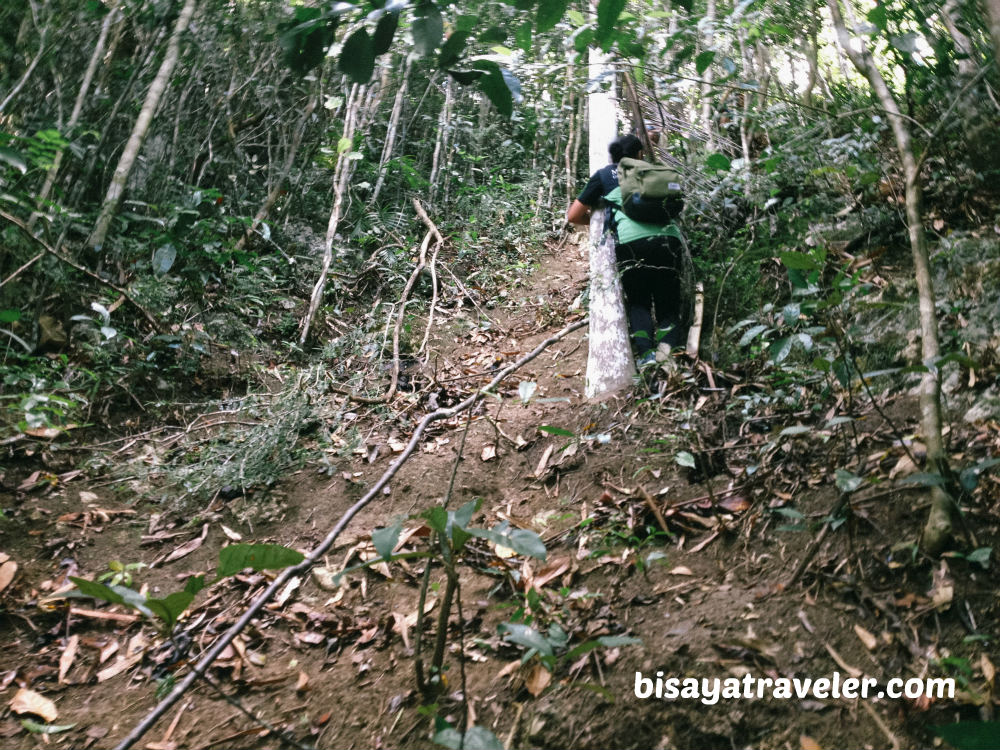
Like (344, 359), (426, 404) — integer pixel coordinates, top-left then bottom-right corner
(609, 134), (643, 164)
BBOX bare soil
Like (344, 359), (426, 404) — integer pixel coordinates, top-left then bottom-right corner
(2, 236), (998, 750)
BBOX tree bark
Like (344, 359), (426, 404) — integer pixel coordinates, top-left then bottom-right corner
(372, 57), (411, 204)
(699, 0), (717, 149)
(30, 1), (119, 229)
(826, 0), (954, 553)
(984, 0), (1000, 71)
(88, 0), (199, 251)
(584, 47), (634, 398)
(299, 83), (364, 344)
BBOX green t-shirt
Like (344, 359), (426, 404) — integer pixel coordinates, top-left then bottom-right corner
(604, 187), (678, 245)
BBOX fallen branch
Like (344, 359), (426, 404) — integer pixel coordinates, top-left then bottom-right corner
(112, 317), (589, 750)
(0, 210), (164, 334)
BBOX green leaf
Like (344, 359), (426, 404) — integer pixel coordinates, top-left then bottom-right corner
(536, 0), (568, 33)
(373, 522), (403, 561)
(145, 591), (194, 632)
(779, 251), (819, 271)
(595, 0), (626, 48)
(597, 635), (642, 648)
(447, 69), (482, 85)
(738, 324), (768, 347)
(934, 721), (1000, 750)
(469, 524), (547, 559)
(774, 507), (805, 520)
(473, 62), (517, 117)
(434, 725), (504, 750)
(834, 468), (863, 493)
(184, 574), (205, 595)
(768, 336), (793, 363)
(573, 27), (594, 53)
(499, 623), (553, 657)
(782, 303), (800, 325)
(779, 425), (812, 436)
(451, 498), (480, 530)
(478, 25), (507, 44)
(539, 424), (574, 437)
(216, 543), (304, 577)
(412, 2), (443, 56)
(0, 309), (21, 323)
(515, 20), (532, 52)
(372, 11), (399, 55)
(705, 152), (730, 171)
(438, 30), (470, 68)
(0, 147), (27, 174)
(340, 28), (375, 83)
(152, 243), (176, 275)
(662, 224), (682, 239)
(566, 9), (586, 25)
(695, 50), (715, 75)
(675, 450), (696, 468)
(967, 547), (991, 570)
(425, 505), (449, 534)
(21, 720), (76, 735)
(898, 472), (947, 487)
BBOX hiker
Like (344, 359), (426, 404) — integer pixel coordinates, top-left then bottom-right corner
(567, 134), (685, 366)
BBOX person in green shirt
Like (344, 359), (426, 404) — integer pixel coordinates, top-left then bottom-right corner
(567, 134), (684, 365)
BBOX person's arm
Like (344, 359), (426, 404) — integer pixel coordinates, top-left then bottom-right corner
(566, 199), (593, 225)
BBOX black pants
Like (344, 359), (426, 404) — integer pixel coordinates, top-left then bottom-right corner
(615, 235), (684, 356)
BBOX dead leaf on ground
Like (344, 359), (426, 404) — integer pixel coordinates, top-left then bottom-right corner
(481, 444), (497, 462)
(981, 654), (995, 688)
(0, 560), (17, 594)
(525, 663), (551, 697)
(533, 556), (571, 590)
(9, 688), (58, 722)
(800, 735), (822, 750)
(79, 491), (99, 503)
(58, 636), (79, 684)
(156, 524), (208, 566)
(854, 624), (878, 651)
(295, 671), (310, 692)
(669, 566), (694, 576)
(929, 561), (954, 611)
(221, 525), (242, 542)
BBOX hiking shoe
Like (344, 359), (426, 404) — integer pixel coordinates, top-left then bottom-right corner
(636, 351), (657, 369)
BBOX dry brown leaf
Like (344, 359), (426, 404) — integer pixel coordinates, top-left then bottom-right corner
(533, 557), (571, 590)
(525, 663), (551, 697)
(58, 635), (79, 684)
(25, 426), (63, 439)
(159, 524), (208, 565)
(79, 491), (99, 503)
(496, 659), (521, 681)
(981, 653), (996, 688)
(800, 735), (822, 750)
(0, 560), (17, 594)
(888, 454), (917, 480)
(480, 444), (497, 462)
(10, 688), (58, 722)
(929, 561), (954, 611)
(295, 671), (310, 692)
(534, 444), (554, 478)
(97, 633), (147, 682)
(220, 525), (242, 542)
(854, 624), (878, 651)
(669, 566), (694, 576)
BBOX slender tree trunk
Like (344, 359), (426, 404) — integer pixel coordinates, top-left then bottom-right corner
(802, 0), (820, 106)
(300, 83), (364, 344)
(983, 0), (1000, 69)
(30, 1), (119, 229)
(585, 47), (634, 399)
(88, 0), (199, 251)
(428, 79), (453, 205)
(0, 1), (47, 115)
(372, 57), (411, 204)
(826, 0), (954, 553)
(699, 0), (717, 149)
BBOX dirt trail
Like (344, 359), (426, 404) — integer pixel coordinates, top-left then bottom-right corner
(1, 237), (998, 750)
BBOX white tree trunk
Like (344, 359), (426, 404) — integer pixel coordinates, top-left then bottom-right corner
(987, 0), (1000, 70)
(585, 210), (635, 398)
(584, 47), (633, 399)
(88, 0), (199, 250)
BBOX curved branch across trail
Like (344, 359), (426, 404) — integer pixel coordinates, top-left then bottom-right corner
(113, 317), (588, 750)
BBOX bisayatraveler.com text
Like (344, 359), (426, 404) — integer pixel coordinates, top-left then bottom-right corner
(634, 671), (955, 705)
